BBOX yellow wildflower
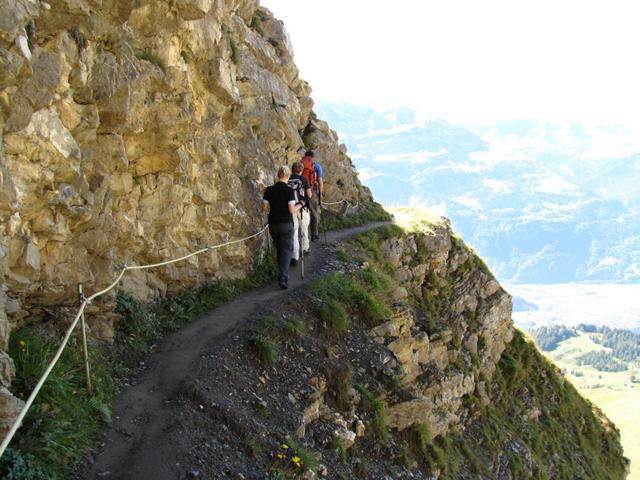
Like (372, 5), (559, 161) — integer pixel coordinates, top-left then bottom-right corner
(18, 340), (26, 351)
(281, 444), (289, 449)
(292, 456), (301, 467)
(276, 453), (284, 460)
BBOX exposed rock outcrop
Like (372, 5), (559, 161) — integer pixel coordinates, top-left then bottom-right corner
(0, 0), (370, 433)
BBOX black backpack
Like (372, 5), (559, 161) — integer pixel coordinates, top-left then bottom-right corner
(287, 177), (307, 209)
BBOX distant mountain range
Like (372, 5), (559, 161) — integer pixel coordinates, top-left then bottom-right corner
(317, 102), (640, 284)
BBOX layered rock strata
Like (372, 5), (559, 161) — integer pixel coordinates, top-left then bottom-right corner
(296, 221), (513, 444)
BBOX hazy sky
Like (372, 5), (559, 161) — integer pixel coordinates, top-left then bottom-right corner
(261, 0), (640, 126)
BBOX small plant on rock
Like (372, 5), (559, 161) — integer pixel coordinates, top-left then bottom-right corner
(330, 436), (348, 463)
(270, 438), (318, 477)
(134, 49), (166, 72)
(357, 385), (390, 443)
(415, 422), (432, 455)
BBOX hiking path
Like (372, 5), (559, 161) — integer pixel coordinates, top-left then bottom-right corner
(77, 221), (389, 479)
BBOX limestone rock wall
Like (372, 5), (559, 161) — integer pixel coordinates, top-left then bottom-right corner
(373, 223), (513, 437)
(0, 0), (369, 418)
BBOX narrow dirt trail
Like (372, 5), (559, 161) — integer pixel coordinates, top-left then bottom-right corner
(77, 221), (388, 480)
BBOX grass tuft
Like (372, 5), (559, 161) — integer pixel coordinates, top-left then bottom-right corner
(322, 201), (391, 231)
(249, 334), (278, 365)
(260, 314), (306, 339)
(357, 385), (390, 443)
(228, 35), (239, 64)
(311, 272), (391, 327)
(415, 422), (432, 454)
(320, 300), (349, 336)
(330, 436), (348, 463)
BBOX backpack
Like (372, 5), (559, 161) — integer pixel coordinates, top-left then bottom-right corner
(301, 156), (318, 188)
(287, 176), (306, 208)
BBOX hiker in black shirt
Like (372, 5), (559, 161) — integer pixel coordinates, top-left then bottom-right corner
(262, 165), (301, 289)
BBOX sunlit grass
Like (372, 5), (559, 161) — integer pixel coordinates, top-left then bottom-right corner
(387, 206), (445, 233)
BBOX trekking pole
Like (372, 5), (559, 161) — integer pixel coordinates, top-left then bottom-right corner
(320, 192), (328, 243)
(299, 225), (305, 280)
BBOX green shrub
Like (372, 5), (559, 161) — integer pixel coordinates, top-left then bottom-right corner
(312, 272), (391, 326)
(360, 269), (393, 295)
(311, 272), (354, 301)
(0, 448), (50, 480)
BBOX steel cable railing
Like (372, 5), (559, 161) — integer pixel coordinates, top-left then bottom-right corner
(0, 224), (269, 459)
(322, 198), (359, 209)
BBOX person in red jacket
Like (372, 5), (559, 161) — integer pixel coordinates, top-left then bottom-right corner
(300, 150), (324, 241)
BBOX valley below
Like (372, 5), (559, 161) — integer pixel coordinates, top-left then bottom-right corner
(508, 283), (640, 332)
(511, 291), (640, 480)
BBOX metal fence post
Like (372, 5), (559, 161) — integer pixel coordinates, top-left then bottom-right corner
(77, 284), (92, 394)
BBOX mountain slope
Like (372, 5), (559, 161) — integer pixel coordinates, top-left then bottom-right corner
(317, 102), (640, 284)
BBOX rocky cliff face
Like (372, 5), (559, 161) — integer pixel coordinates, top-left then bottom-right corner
(0, 0), (370, 422)
(370, 225), (513, 437)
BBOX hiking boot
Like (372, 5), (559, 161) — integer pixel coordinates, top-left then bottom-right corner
(279, 281), (288, 290)
(290, 258), (298, 266)
(311, 235), (320, 241)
